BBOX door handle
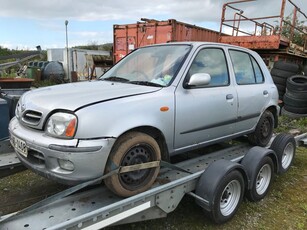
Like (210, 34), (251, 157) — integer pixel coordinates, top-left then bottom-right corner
(263, 90), (268, 96)
(226, 94), (233, 100)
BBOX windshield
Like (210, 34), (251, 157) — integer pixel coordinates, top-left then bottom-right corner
(100, 44), (191, 86)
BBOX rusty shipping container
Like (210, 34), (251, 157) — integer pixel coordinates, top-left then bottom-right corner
(113, 18), (221, 63)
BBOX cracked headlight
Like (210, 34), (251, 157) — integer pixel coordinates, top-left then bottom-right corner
(46, 112), (77, 138)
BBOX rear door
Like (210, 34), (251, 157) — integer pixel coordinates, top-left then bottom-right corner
(228, 49), (269, 132)
(174, 47), (238, 152)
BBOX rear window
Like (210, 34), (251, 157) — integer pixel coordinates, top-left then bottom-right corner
(229, 50), (264, 85)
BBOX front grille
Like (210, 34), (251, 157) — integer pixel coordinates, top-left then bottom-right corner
(22, 110), (42, 125)
(28, 149), (45, 165)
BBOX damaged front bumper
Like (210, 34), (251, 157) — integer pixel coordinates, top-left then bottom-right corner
(9, 117), (116, 185)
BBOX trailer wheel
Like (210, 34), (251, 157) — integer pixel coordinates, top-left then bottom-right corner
(245, 156), (274, 202)
(104, 132), (161, 197)
(210, 170), (244, 223)
(248, 110), (274, 147)
(195, 161), (245, 224)
(270, 133), (296, 174)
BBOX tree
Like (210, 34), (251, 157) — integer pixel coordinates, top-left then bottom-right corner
(277, 13), (306, 46)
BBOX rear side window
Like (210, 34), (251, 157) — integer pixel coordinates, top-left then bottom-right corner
(229, 50), (264, 85)
(187, 48), (229, 87)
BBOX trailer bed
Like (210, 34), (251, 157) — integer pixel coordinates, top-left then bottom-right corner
(0, 143), (250, 229)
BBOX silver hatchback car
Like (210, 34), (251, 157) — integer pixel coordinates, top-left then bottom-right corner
(9, 42), (279, 197)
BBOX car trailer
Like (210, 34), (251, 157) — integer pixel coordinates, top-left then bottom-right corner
(0, 133), (305, 229)
(0, 139), (25, 179)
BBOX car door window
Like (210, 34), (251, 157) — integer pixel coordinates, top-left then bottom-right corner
(229, 50), (264, 85)
(187, 48), (229, 87)
(251, 57), (265, 83)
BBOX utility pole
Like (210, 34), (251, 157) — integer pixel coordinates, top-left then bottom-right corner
(65, 20), (70, 82)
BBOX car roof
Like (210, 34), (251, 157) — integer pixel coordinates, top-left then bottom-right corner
(144, 41), (255, 54)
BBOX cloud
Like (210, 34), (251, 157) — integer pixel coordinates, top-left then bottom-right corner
(0, 0), (305, 49)
(0, 0), (305, 23)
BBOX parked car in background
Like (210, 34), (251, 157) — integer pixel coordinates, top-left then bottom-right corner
(9, 42), (279, 197)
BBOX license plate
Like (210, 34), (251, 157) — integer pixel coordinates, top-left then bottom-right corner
(12, 135), (28, 158)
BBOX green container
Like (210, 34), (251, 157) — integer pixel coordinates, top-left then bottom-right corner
(27, 67), (36, 79)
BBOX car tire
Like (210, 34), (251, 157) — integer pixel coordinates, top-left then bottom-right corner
(104, 131), (161, 197)
(196, 167), (244, 224)
(272, 75), (287, 85)
(286, 89), (307, 100)
(283, 104), (307, 114)
(210, 170), (244, 224)
(286, 75), (307, 92)
(271, 68), (295, 79)
(278, 90), (285, 98)
(245, 156), (274, 202)
(275, 83), (286, 92)
(248, 110), (274, 147)
(283, 93), (307, 107)
(273, 61), (299, 73)
(270, 133), (296, 174)
(281, 106), (307, 118)
(275, 84), (285, 99)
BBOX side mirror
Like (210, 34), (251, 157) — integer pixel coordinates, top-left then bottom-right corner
(187, 73), (211, 87)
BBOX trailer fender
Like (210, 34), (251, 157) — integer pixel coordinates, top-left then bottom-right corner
(195, 159), (247, 212)
(241, 146), (278, 191)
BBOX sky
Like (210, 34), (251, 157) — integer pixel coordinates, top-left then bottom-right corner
(0, 0), (306, 50)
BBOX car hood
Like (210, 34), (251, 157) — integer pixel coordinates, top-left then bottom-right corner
(22, 80), (161, 112)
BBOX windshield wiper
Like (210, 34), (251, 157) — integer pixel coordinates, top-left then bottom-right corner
(102, 76), (129, 82)
(129, 81), (163, 87)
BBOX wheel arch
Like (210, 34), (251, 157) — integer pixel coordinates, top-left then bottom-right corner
(114, 126), (170, 162)
(266, 105), (278, 128)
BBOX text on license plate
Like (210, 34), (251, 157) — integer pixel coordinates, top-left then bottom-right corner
(12, 136), (28, 157)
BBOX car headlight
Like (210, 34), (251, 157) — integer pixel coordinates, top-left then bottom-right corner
(46, 112), (77, 138)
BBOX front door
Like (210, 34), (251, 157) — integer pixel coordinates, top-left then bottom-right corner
(174, 47), (238, 152)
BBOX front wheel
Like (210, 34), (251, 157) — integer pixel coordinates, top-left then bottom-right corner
(104, 132), (161, 197)
(248, 111), (274, 147)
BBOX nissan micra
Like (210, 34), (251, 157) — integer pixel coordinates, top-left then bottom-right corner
(9, 42), (279, 197)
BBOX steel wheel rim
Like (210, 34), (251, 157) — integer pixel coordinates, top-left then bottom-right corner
(220, 180), (241, 216)
(120, 144), (155, 189)
(256, 164), (272, 195)
(282, 142), (294, 169)
(261, 118), (271, 138)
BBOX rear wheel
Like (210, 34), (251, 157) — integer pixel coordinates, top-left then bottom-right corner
(248, 111), (274, 147)
(104, 132), (161, 197)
